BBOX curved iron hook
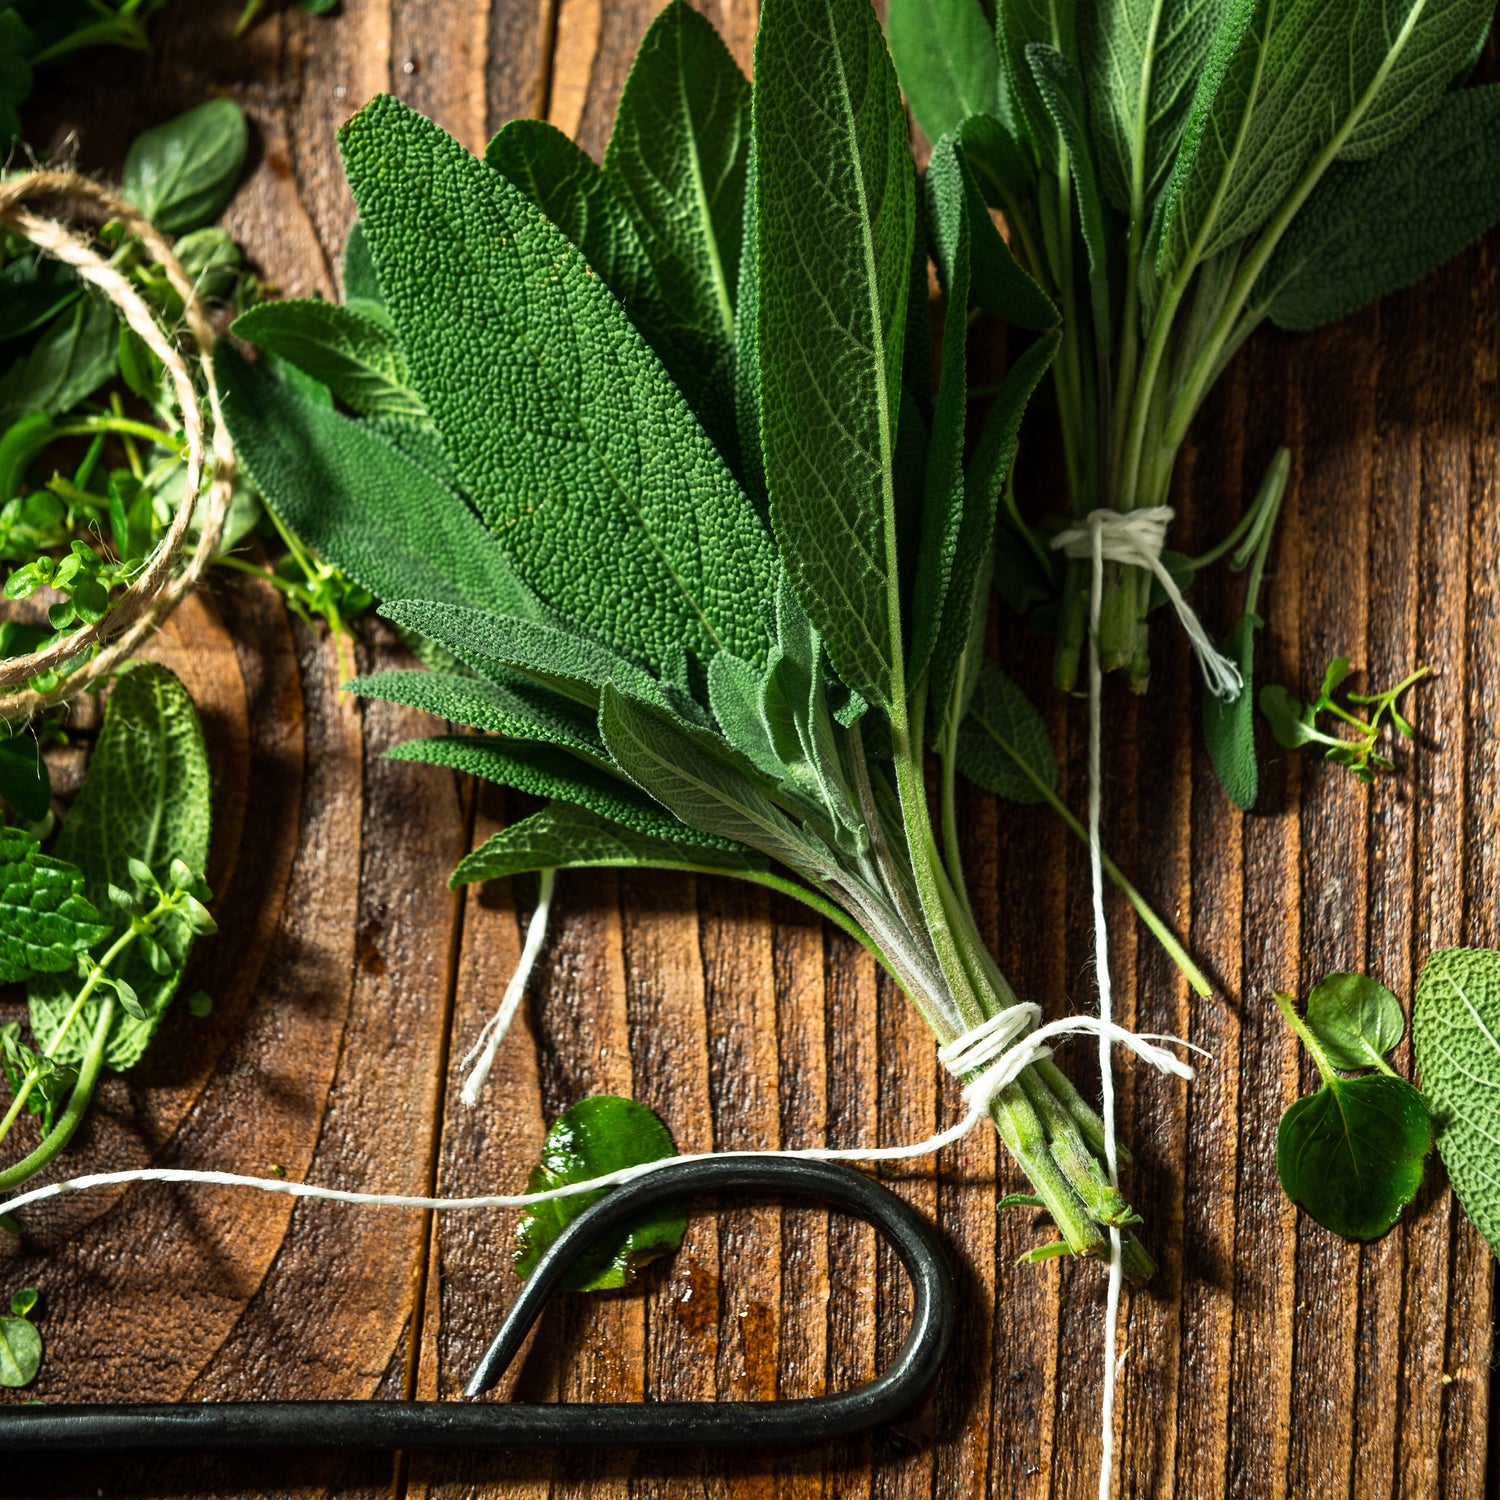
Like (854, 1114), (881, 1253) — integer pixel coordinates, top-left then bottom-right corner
(0, 1156), (954, 1451)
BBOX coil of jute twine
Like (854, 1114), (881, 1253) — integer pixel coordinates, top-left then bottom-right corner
(0, 169), (235, 722)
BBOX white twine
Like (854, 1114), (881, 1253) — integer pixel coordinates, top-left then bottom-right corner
(1052, 507), (1243, 701)
(459, 868), (556, 1107)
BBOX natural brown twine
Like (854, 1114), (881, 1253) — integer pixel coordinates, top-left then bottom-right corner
(0, 170), (235, 722)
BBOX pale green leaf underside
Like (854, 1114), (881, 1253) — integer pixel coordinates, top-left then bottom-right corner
(1414, 947), (1500, 1256)
(338, 94), (775, 677)
(954, 659), (1058, 804)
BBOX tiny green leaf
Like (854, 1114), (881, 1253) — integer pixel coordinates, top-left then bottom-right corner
(1305, 971), (1406, 1073)
(8, 1288), (36, 1320)
(514, 1095), (686, 1292)
(0, 1313), (41, 1388)
(1413, 947), (1500, 1257)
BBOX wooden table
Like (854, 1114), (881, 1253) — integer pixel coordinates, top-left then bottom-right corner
(9, 3), (1498, 1496)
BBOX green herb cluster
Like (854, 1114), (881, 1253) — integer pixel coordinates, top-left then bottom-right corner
(218, 0), (1198, 1275)
(887, 0), (1500, 709)
(0, 663), (214, 1195)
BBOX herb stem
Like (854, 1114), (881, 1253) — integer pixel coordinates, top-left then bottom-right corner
(0, 996), (117, 1193)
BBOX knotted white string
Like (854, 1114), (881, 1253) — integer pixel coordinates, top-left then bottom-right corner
(0, 1008), (1194, 1221)
(1052, 507), (1243, 701)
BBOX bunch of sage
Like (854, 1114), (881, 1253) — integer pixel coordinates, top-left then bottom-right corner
(887, 0), (1500, 753)
(217, 0), (1196, 1274)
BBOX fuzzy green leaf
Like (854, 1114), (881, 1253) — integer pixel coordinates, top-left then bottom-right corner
(386, 732), (739, 851)
(996, 0), (1079, 168)
(229, 300), (423, 418)
(29, 665), (211, 1071)
(341, 219), (385, 316)
(378, 600), (666, 710)
(754, 0), (916, 709)
(954, 659), (1057, 804)
(452, 802), (770, 887)
(1159, 0), (1492, 275)
(887, 0), (1003, 145)
(514, 1095), (686, 1292)
(602, 0), (749, 465)
(122, 99), (247, 234)
(1259, 86), (1500, 331)
(216, 341), (536, 617)
(1277, 1071), (1430, 1241)
(1081, 0), (1232, 215)
(0, 826), (109, 984)
(733, 132), (767, 512)
(600, 683), (832, 878)
(1413, 947), (1500, 1256)
(346, 668), (603, 755)
(1306, 971), (1406, 1072)
(1203, 612), (1260, 809)
(954, 134), (1057, 329)
(338, 94), (775, 677)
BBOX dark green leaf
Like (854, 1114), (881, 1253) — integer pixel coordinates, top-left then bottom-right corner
(954, 659), (1057, 803)
(1203, 612), (1259, 809)
(122, 99), (248, 234)
(887, 0), (1003, 145)
(28, 664), (211, 1071)
(1259, 86), (1500, 331)
(230, 300), (423, 418)
(338, 94), (775, 677)
(514, 1095), (686, 1292)
(996, 0), (1078, 169)
(754, 0), (916, 708)
(0, 1314), (41, 1387)
(216, 341), (536, 618)
(1276, 1072), (1430, 1241)
(341, 220), (386, 320)
(954, 133), (1057, 329)
(0, 256), (80, 344)
(385, 732), (740, 850)
(602, 0), (750, 464)
(0, 295), (118, 424)
(452, 802), (770, 887)
(1305, 971), (1406, 1072)
(0, 825), (108, 985)
(346, 667), (604, 755)
(0, 734), (50, 822)
(1413, 947), (1500, 1256)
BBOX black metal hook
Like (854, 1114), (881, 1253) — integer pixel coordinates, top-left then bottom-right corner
(0, 1156), (954, 1452)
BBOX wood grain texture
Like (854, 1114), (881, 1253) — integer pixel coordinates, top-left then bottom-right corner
(6, 2), (1498, 1497)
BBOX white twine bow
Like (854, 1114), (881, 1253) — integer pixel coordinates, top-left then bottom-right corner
(1052, 507), (1243, 701)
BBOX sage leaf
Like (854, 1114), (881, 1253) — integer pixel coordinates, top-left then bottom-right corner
(754, 0), (916, 709)
(733, 131), (766, 512)
(386, 733), (742, 851)
(229, 300), (424, 418)
(340, 219), (386, 318)
(122, 99), (248, 234)
(955, 135), (1057, 330)
(28, 665), (211, 1071)
(338, 94), (776, 677)
(1413, 947), (1500, 1256)
(1306, 972), (1406, 1073)
(957, 111), (1034, 221)
(514, 1095), (686, 1293)
(599, 684), (833, 879)
(886, 0), (1004, 146)
(997, 0), (1079, 169)
(1258, 86), (1500, 331)
(216, 342), (537, 618)
(602, 0), (749, 465)
(378, 601), (667, 711)
(1276, 1071), (1430, 1242)
(0, 826), (109, 984)
(954, 660), (1057, 804)
(452, 802), (770, 887)
(0, 1312), (40, 1388)
(1203, 612), (1260, 810)
(0, 256), (80, 345)
(1080, 0), (1233, 215)
(345, 668), (604, 756)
